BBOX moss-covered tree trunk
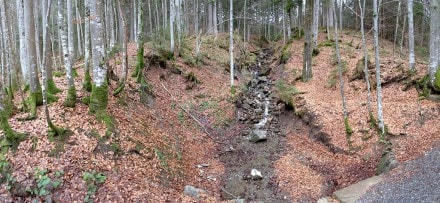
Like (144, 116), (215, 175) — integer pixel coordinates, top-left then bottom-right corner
(59, 0), (77, 107)
(132, 0), (144, 83)
(113, 0), (128, 96)
(89, 0), (108, 114)
(83, 1), (92, 92)
(24, 0), (42, 119)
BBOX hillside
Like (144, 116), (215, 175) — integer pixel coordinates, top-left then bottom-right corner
(0, 29), (439, 202)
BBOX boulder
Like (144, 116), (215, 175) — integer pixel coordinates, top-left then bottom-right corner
(183, 185), (207, 199)
(249, 130), (267, 142)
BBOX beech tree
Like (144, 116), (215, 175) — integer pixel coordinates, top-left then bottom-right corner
(229, 0), (234, 87)
(89, 0), (108, 114)
(58, 0), (77, 107)
(429, 0), (439, 90)
(407, 0), (415, 72)
(24, 0), (42, 119)
(358, 0), (373, 119)
(373, 0), (385, 135)
(83, 0), (92, 92)
(132, 0), (145, 83)
(302, 0), (314, 82)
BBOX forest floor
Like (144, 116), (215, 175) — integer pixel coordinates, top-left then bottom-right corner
(0, 30), (439, 202)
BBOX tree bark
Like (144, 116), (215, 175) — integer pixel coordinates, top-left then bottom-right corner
(373, 0), (385, 135)
(89, 0), (108, 113)
(407, 0), (415, 72)
(113, 0), (128, 96)
(429, 0), (439, 90)
(312, 0), (320, 49)
(302, 0), (314, 82)
(83, 0), (92, 92)
(229, 0), (234, 87)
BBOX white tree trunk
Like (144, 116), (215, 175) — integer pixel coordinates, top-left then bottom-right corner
(373, 0), (385, 135)
(90, 0), (106, 87)
(229, 0), (234, 87)
(176, 0), (182, 47)
(213, 1), (218, 37)
(429, 0), (439, 85)
(359, 0), (372, 117)
(393, 0), (401, 55)
(0, 0), (12, 87)
(24, 0), (40, 94)
(407, 0), (415, 71)
(16, 0), (28, 83)
(282, 0), (286, 46)
(59, 0), (75, 89)
(170, 0), (175, 53)
(208, 2), (213, 34)
(76, 0), (83, 56)
(312, 0), (320, 49)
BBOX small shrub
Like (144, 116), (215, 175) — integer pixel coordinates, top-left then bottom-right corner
(29, 168), (63, 197)
(83, 170), (106, 203)
(53, 71), (65, 77)
(317, 40), (335, 48)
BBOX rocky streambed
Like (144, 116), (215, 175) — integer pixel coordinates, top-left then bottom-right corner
(219, 49), (290, 202)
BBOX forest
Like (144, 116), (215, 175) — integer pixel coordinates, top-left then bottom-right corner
(0, 0), (439, 202)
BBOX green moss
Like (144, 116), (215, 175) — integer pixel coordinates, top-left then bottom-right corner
(274, 80), (299, 108)
(0, 111), (27, 150)
(132, 46), (145, 82)
(89, 83), (109, 114)
(280, 43), (292, 64)
(63, 86), (77, 107)
(113, 82), (125, 96)
(417, 75), (431, 99)
(53, 71), (64, 77)
(230, 86), (236, 95)
(81, 96), (90, 104)
(433, 68), (440, 92)
(47, 79), (62, 94)
(110, 142), (122, 155)
(312, 48), (320, 56)
(72, 68), (78, 78)
(317, 40), (335, 48)
(344, 117), (354, 136)
(83, 71), (92, 92)
(185, 72), (201, 84)
(27, 92), (42, 120)
(23, 84), (30, 92)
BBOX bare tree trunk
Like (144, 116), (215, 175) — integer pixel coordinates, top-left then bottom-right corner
(229, 0), (234, 87)
(59, 0), (76, 107)
(302, 0), (313, 82)
(89, 0), (108, 114)
(312, 0), (320, 49)
(0, 0), (13, 90)
(393, 0), (401, 55)
(282, 0), (286, 46)
(332, 0), (352, 139)
(16, 0), (28, 83)
(400, 7), (406, 57)
(76, 0), (83, 57)
(213, 0), (218, 38)
(358, 0), (373, 119)
(407, 0), (415, 72)
(24, 0), (42, 119)
(429, 0), (439, 90)
(373, 0), (385, 135)
(170, 0), (175, 53)
(133, 0), (144, 83)
(83, 0), (92, 92)
(113, 0), (128, 96)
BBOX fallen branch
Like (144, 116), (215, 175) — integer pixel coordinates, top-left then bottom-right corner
(221, 187), (240, 200)
(159, 81), (219, 143)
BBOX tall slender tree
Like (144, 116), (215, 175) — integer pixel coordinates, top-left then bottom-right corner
(89, 0), (108, 114)
(83, 0), (92, 92)
(373, 0), (385, 135)
(407, 0), (415, 72)
(429, 0), (439, 90)
(113, 0), (128, 96)
(229, 0), (234, 87)
(358, 0), (373, 119)
(24, 0), (42, 119)
(302, 0), (314, 81)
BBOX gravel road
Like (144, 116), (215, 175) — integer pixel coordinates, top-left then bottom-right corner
(357, 145), (440, 203)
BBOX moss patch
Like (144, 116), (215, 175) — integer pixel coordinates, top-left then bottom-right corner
(63, 87), (77, 107)
(47, 79), (62, 94)
(89, 83), (109, 114)
(0, 111), (27, 152)
(274, 80), (299, 108)
(83, 71), (92, 92)
(433, 68), (440, 92)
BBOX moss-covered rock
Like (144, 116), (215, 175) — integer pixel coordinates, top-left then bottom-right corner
(63, 86), (77, 107)
(89, 83), (109, 114)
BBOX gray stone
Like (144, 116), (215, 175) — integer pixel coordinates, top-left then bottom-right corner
(251, 169), (263, 180)
(333, 176), (382, 203)
(249, 130), (267, 142)
(183, 185), (207, 198)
